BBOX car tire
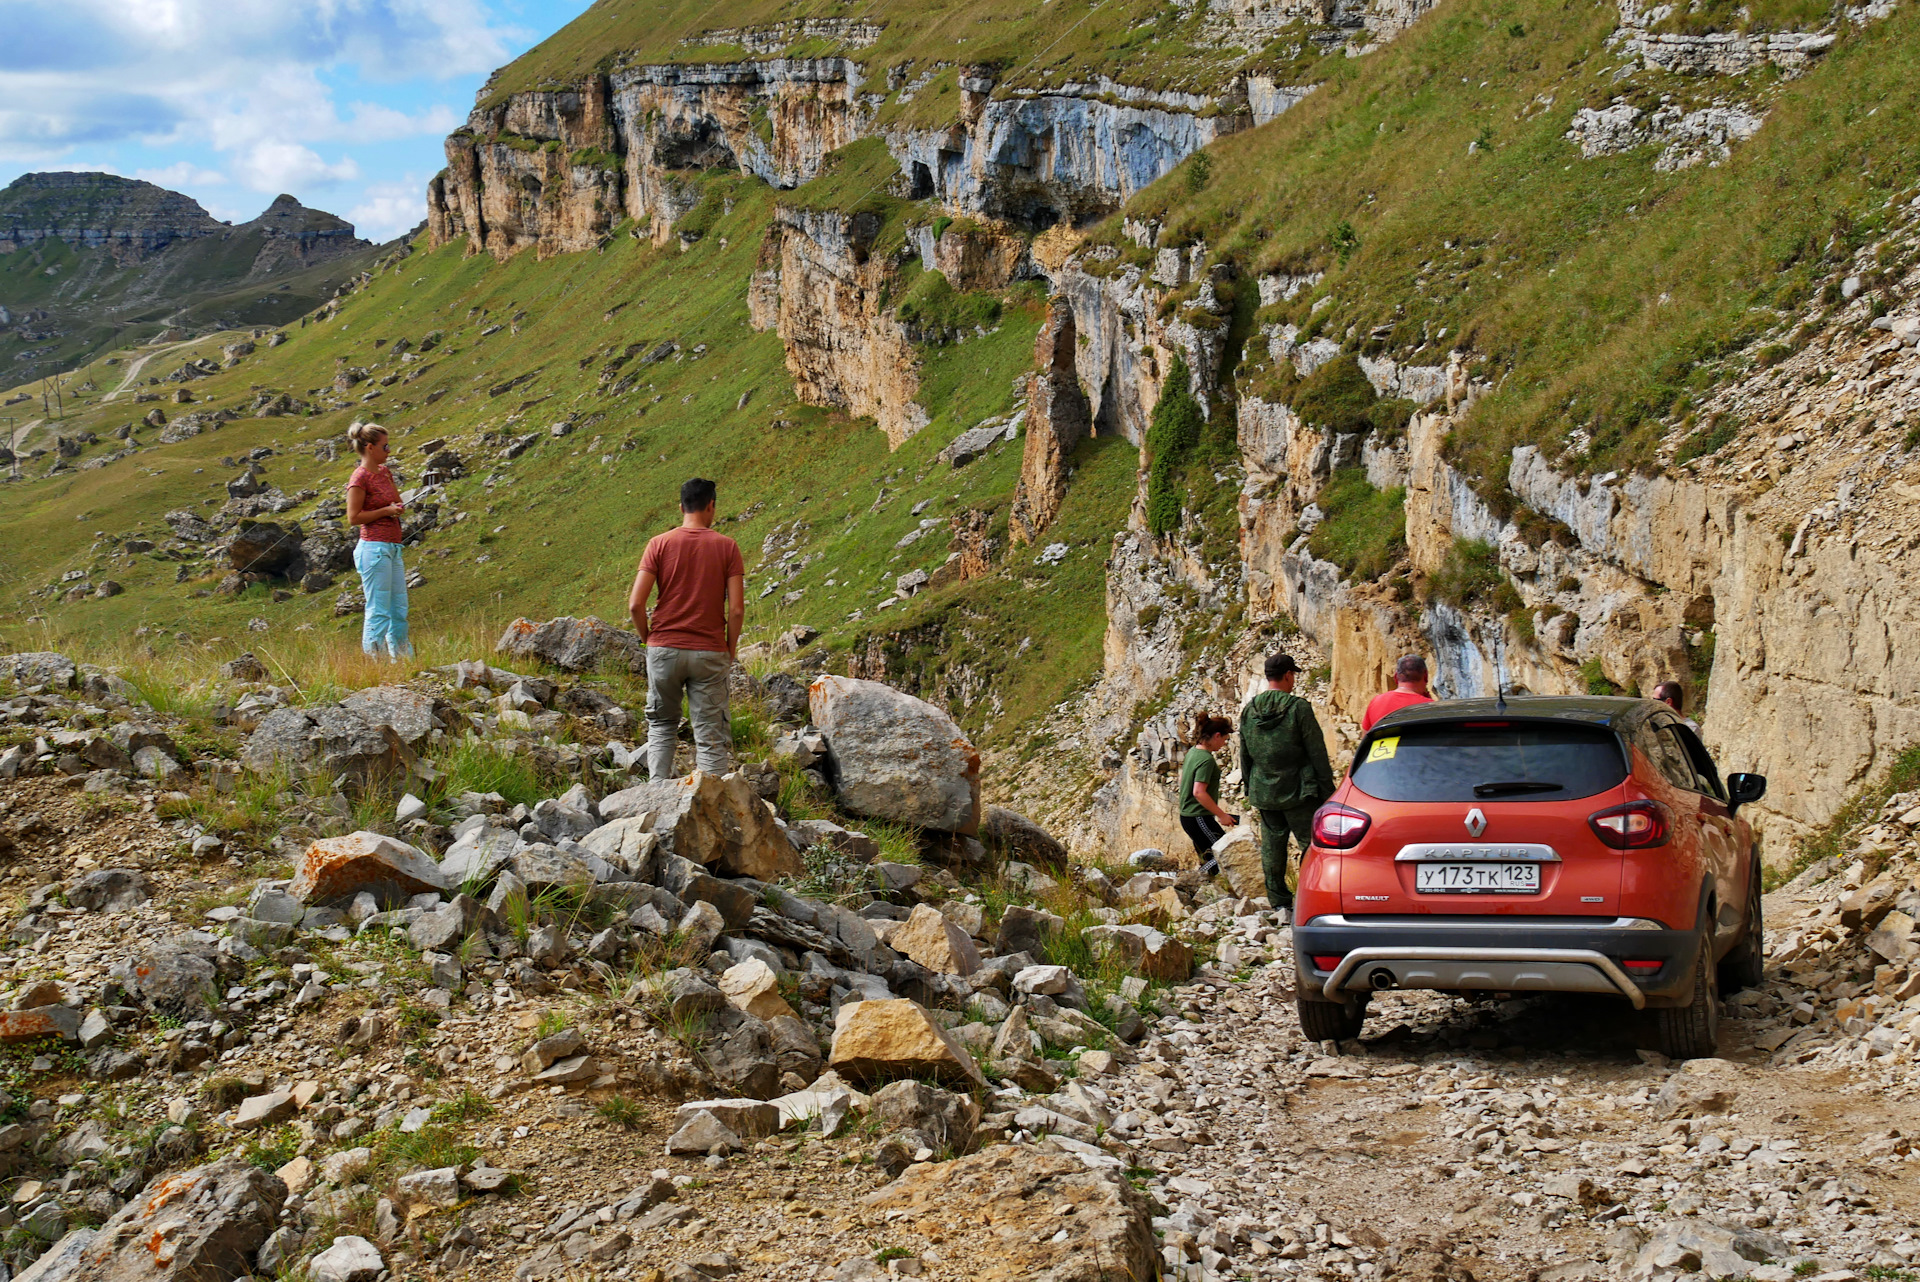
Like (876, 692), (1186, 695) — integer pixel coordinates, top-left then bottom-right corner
(1296, 991), (1369, 1042)
(1718, 860), (1765, 993)
(1656, 935), (1720, 1060)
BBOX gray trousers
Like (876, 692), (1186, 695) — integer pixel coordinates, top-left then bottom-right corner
(645, 645), (733, 780)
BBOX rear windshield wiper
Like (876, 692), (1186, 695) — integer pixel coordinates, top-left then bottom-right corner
(1473, 780), (1564, 797)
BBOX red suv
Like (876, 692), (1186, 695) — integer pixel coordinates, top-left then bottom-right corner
(1291, 696), (1766, 1059)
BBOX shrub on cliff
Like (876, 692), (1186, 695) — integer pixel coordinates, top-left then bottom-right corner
(1293, 353), (1377, 435)
(1145, 354), (1204, 535)
(1307, 469), (1406, 581)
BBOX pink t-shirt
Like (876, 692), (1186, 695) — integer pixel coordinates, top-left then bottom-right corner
(348, 464), (403, 543)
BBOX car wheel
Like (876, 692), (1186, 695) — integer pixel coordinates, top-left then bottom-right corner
(1718, 860), (1765, 993)
(1296, 991), (1369, 1042)
(1656, 935), (1720, 1060)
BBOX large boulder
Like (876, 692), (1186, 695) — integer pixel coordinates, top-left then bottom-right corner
(290, 832), (450, 906)
(808, 677), (980, 835)
(495, 616), (645, 675)
(600, 770), (801, 880)
(828, 999), (986, 1090)
(1211, 825), (1265, 900)
(868, 1080), (980, 1156)
(65, 869), (151, 913)
(65, 1156), (284, 1279)
(702, 1008), (781, 1099)
(122, 936), (226, 1021)
(338, 686), (441, 751)
(980, 806), (1067, 869)
(859, 1146), (1155, 1282)
(239, 706), (397, 789)
(227, 520), (301, 576)
(1082, 924), (1192, 982)
(0, 652), (78, 689)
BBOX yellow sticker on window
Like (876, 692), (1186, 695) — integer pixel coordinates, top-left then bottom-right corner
(1367, 737), (1399, 762)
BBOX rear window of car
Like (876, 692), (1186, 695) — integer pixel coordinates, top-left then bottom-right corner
(1349, 721), (1629, 802)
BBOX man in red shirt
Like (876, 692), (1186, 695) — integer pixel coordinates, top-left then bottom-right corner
(628, 478), (747, 780)
(1361, 655), (1434, 733)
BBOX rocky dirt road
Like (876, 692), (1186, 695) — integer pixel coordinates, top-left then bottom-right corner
(1098, 879), (1920, 1282)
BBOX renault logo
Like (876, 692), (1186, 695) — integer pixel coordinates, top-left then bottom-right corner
(1465, 807), (1487, 839)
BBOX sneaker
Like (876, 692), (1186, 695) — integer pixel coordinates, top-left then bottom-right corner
(1273, 906), (1292, 927)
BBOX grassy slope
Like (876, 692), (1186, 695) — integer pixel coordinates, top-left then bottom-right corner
(0, 175), (1131, 746)
(1, 232), (386, 389)
(1099, 0), (1920, 490)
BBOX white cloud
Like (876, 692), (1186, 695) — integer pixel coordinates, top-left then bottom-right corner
(231, 142), (361, 195)
(133, 162), (227, 189)
(1, 0), (529, 228)
(348, 177), (429, 242)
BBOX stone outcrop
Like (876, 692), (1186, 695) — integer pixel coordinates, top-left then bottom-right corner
(67, 1156), (285, 1279)
(495, 616), (646, 675)
(0, 172), (222, 260)
(1010, 297), (1093, 543)
(809, 676), (981, 834)
(860, 1146), (1155, 1282)
(756, 206), (927, 447)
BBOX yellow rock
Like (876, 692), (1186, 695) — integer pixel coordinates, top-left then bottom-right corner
(718, 958), (797, 1022)
(828, 999), (986, 1090)
(891, 903), (981, 976)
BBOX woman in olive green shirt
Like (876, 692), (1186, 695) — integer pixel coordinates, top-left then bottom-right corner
(1178, 713), (1239, 876)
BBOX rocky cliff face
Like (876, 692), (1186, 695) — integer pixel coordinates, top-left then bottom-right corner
(985, 154), (1920, 859)
(0, 173), (223, 262)
(751, 205), (928, 446)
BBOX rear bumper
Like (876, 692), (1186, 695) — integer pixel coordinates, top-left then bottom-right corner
(1293, 914), (1704, 1008)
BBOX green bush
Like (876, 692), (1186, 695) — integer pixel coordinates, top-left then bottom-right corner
(893, 266), (1002, 334)
(1674, 415), (1738, 465)
(1291, 354), (1378, 435)
(1306, 470), (1406, 581)
(1580, 658), (1619, 695)
(1145, 354), (1205, 536)
(1428, 538), (1519, 612)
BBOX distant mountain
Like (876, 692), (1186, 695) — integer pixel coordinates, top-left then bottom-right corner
(0, 173), (392, 385)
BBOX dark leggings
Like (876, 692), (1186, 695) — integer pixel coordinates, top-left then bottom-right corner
(1180, 813), (1227, 869)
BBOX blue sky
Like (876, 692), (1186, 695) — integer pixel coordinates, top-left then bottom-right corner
(1, 0), (596, 241)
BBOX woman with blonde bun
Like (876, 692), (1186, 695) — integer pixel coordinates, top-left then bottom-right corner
(344, 421), (411, 659)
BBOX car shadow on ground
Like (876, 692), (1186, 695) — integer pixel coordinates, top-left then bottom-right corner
(1341, 989), (1768, 1066)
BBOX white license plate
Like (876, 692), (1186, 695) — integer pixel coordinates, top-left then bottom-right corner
(1415, 863), (1540, 894)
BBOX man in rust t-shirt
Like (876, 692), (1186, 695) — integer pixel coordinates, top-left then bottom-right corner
(629, 478), (746, 780)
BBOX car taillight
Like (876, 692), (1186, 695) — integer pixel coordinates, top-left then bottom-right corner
(1621, 959), (1663, 973)
(1312, 956), (1343, 971)
(1311, 802), (1371, 849)
(1588, 799), (1671, 849)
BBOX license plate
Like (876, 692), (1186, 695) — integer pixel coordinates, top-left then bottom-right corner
(1415, 863), (1540, 894)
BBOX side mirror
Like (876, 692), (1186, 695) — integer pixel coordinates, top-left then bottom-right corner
(1728, 773), (1767, 811)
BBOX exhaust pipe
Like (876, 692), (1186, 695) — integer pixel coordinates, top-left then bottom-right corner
(1369, 967), (1397, 990)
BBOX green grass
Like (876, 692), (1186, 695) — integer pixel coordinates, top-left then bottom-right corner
(484, 0), (1263, 121)
(1306, 470), (1406, 582)
(1096, 0), (1920, 495)
(0, 163), (1118, 752)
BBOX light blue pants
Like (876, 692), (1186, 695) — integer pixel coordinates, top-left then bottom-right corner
(354, 540), (412, 659)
